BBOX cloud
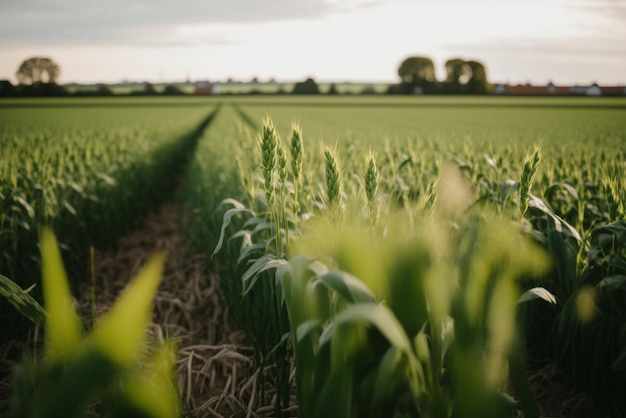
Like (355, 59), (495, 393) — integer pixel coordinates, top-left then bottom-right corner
(448, 36), (626, 58)
(571, 0), (626, 22)
(0, 0), (384, 45)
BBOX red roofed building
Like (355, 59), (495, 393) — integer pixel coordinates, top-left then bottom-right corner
(600, 86), (626, 96)
(494, 82), (624, 96)
(194, 81), (213, 95)
(505, 84), (550, 95)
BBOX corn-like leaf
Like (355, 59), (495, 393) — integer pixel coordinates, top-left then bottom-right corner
(310, 270), (378, 304)
(372, 347), (403, 411)
(528, 194), (582, 243)
(517, 287), (557, 305)
(597, 275), (626, 291)
(40, 228), (82, 361)
(0, 274), (46, 326)
(296, 319), (322, 342)
(89, 252), (166, 367)
(212, 199), (253, 257)
(241, 254), (287, 296)
(333, 303), (412, 354)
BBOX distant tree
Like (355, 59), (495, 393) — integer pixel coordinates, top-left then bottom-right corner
(292, 78), (320, 94)
(443, 58), (490, 94)
(444, 58), (471, 94)
(21, 83), (69, 97)
(327, 83), (339, 95)
(96, 84), (114, 96)
(360, 85), (376, 95)
(0, 79), (17, 97)
(397, 56), (436, 93)
(466, 60), (490, 94)
(386, 83), (408, 95)
(163, 84), (185, 95)
(16, 57), (61, 85)
(143, 82), (157, 95)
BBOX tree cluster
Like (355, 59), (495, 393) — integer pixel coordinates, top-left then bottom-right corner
(16, 57), (60, 85)
(392, 56), (491, 95)
(292, 78), (320, 94)
(1, 57), (68, 97)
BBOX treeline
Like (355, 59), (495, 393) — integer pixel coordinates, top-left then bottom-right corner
(388, 56), (491, 95)
(1, 54), (493, 97)
(0, 81), (71, 97)
(0, 80), (191, 98)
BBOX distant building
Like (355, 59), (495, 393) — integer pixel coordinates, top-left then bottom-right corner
(570, 84), (601, 96)
(504, 84), (551, 95)
(547, 82), (570, 95)
(194, 81), (213, 95)
(494, 82), (624, 96)
(493, 84), (507, 95)
(600, 86), (626, 96)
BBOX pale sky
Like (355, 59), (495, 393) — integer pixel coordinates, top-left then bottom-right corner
(1, 0), (625, 85)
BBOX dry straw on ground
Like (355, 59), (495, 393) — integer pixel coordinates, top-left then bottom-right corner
(77, 202), (297, 417)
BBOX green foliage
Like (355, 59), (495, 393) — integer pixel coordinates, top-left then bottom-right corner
(0, 103), (212, 341)
(292, 78), (320, 95)
(180, 97), (626, 415)
(7, 228), (178, 418)
(397, 56), (436, 85)
(16, 57), (60, 85)
(0, 275), (46, 326)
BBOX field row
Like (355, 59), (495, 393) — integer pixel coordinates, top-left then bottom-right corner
(0, 104), (214, 340)
(1, 97), (625, 417)
(184, 100), (626, 416)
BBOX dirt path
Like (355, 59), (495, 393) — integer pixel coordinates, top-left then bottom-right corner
(73, 201), (297, 417)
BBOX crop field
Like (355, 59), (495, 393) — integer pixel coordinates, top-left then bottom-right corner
(1, 96), (625, 417)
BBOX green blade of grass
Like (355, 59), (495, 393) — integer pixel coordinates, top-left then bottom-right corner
(89, 252), (166, 367)
(0, 274), (46, 327)
(40, 227), (82, 361)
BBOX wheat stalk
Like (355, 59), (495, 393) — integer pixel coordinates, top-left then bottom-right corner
(519, 146), (541, 217)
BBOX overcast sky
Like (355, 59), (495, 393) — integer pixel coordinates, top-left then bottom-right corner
(1, 0), (625, 85)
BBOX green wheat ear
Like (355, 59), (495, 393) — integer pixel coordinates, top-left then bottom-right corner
(277, 141), (288, 185)
(290, 123), (303, 182)
(604, 176), (623, 221)
(323, 144), (343, 212)
(365, 154), (379, 225)
(259, 116), (278, 209)
(519, 146), (541, 217)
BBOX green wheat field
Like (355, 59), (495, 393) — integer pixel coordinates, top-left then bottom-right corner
(1, 96), (625, 417)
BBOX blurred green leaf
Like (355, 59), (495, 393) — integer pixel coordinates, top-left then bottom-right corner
(40, 227), (82, 362)
(311, 270), (378, 304)
(89, 252), (166, 367)
(114, 341), (180, 418)
(334, 303), (412, 354)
